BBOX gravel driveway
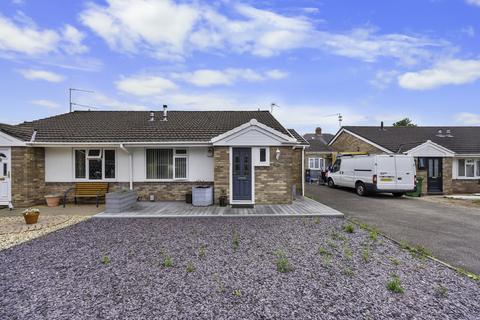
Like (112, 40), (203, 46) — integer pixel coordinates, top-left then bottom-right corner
(1, 217), (479, 319)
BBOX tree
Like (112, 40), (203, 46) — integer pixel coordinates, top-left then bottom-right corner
(392, 118), (417, 127)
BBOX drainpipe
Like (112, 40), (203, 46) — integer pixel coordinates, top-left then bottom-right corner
(119, 144), (133, 190)
(301, 146), (305, 197)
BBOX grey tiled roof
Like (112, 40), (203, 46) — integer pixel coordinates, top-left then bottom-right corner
(287, 129), (309, 145)
(9, 110), (299, 143)
(303, 133), (334, 152)
(0, 123), (33, 141)
(341, 126), (480, 154)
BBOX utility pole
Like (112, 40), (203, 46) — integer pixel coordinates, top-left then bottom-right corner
(69, 88), (94, 112)
(323, 113), (343, 128)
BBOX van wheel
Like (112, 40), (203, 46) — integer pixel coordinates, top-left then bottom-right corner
(392, 193), (404, 198)
(355, 182), (367, 196)
(327, 178), (335, 188)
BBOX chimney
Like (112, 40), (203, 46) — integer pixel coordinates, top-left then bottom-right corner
(380, 121), (384, 130)
(163, 104), (168, 121)
(315, 127), (322, 135)
(149, 111), (155, 122)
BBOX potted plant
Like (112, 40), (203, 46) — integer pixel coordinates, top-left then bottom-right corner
(219, 189), (228, 207)
(44, 194), (61, 207)
(23, 208), (40, 225)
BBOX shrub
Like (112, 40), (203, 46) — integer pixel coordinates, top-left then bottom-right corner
(275, 250), (294, 273)
(386, 276), (404, 294)
(343, 223), (355, 233)
(186, 262), (195, 273)
(163, 255), (173, 268)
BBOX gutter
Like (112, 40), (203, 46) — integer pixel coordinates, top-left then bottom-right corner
(302, 146), (305, 197)
(119, 143), (133, 190)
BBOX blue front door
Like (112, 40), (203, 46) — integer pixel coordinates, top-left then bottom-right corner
(232, 148), (252, 200)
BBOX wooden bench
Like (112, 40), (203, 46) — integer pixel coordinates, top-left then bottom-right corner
(63, 182), (109, 207)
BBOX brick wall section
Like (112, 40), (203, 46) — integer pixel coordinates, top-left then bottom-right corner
(291, 148), (303, 195)
(45, 181), (214, 203)
(11, 147), (45, 207)
(443, 158), (453, 194)
(452, 179), (480, 193)
(213, 147), (229, 204)
(255, 147), (293, 204)
(330, 131), (385, 154)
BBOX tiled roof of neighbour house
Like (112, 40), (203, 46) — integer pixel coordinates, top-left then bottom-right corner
(303, 133), (335, 152)
(287, 129), (309, 146)
(0, 123), (34, 141)
(8, 110), (302, 143)
(338, 126), (480, 154)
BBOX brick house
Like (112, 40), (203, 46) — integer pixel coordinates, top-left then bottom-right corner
(0, 108), (308, 208)
(329, 125), (480, 195)
(302, 127), (334, 182)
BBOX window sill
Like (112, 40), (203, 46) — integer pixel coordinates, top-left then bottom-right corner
(453, 177), (480, 180)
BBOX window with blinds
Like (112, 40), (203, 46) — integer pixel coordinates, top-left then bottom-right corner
(146, 149), (188, 180)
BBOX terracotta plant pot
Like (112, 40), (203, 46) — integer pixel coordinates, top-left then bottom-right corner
(23, 212), (40, 225)
(45, 195), (61, 207)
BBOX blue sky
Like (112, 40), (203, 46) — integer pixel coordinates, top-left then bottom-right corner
(0, 0), (479, 134)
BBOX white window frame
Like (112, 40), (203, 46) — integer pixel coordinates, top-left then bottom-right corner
(145, 148), (189, 181)
(456, 158), (480, 179)
(308, 157), (324, 170)
(73, 148), (117, 181)
(257, 147), (270, 166)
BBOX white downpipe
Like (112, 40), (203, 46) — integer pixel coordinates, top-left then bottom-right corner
(119, 144), (133, 190)
(301, 146), (305, 197)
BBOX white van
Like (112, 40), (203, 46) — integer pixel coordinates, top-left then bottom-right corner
(327, 154), (416, 197)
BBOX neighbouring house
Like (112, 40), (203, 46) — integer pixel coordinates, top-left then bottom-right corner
(303, 127), (334, 181)
(329, 124), (480, 195)
(0, 107), (309, 208)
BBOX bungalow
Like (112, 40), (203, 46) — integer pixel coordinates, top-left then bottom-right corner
(329, 124), (480, 195)
(0, 107), (308, 208)
(302, 127), (335, 182)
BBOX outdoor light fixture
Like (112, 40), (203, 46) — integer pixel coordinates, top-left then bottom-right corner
(207, 147), (214, 157)
(275, 148), (281, 160)
(149, 194), (155, 202)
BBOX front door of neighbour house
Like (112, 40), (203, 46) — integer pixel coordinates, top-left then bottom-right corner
(427, 157), (443, 193)
(0, 148), (11, 205)
(232, 148), (252, 201)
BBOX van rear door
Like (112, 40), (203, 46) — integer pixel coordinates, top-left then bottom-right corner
(376, 156), (397, 190)
(395, 156), (415, 190)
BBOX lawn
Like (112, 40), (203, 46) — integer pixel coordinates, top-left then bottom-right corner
(1, 217), (479, 319)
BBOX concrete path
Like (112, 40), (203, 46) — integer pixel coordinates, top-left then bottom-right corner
(306, 184), (480, 274)
(94, 196), (343, 218)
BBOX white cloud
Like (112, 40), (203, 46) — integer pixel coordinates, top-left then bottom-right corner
(370, 70), (399, 89)
(79, 1), (444, 64)
(171, 68), (288, 87)
(0, 14), (88, 57)
(30, 99), (60, 109)
(455, 112), (480, 125)
(466, 0), (480, 7)
(398, 59), (480, 90)
(116, 75), (177, 96)
(461, 26), (475, 37)
(19, 69), (65, 82)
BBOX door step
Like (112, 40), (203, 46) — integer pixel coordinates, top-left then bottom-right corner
(231, 204), (255, 209)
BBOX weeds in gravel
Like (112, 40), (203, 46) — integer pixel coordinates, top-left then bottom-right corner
(327, 240), (337, 249)
(163, 255), (173, 268)
(457, 268), (480, 282)
(343, 267), (354, 277)
(390, 257), (401, 266)
(435, 285), (448, 297)
(343, 245), (353, 261)
(386, 275), (404, 294)
(343, 223), (355, 233)
(199, 245), (206, 258)
(213, 273), (225, 293)
(186, 263), (195, 273)
(322, 254), (332, 267)
(274, 250), (294, 273)
(233, 289), (242, 297)
(362, 246), (370, 263)
(232, 231), (240, 251)
(318, 247), (330, 256)
(331, 232), (346, 241)
(400, 240), (409, 250)
(314, 217), (321, 224)
(101, 255), (110, 265)
(369, 229), (378, 242)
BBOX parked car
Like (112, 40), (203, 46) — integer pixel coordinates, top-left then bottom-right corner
(327, 154), (416, 197)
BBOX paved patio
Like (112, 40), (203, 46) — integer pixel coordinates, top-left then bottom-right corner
(95, 197), (343, 218)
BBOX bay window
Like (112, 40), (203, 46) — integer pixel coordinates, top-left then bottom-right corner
(146, 148), (188, 180)
(457, 159), (480, 178)
(74, 149), (116, 180)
